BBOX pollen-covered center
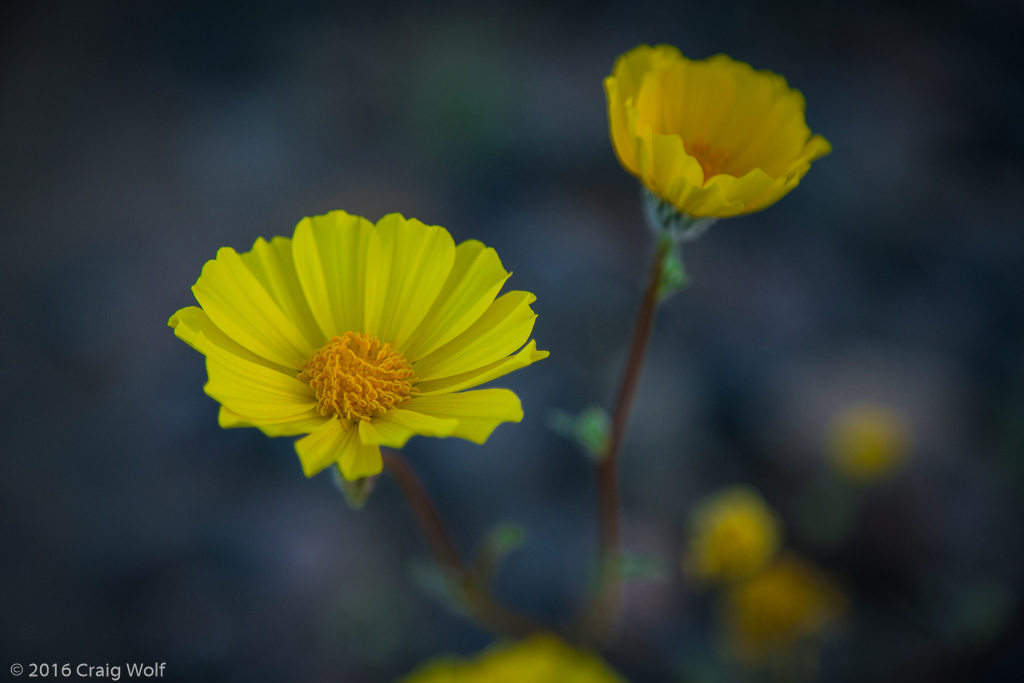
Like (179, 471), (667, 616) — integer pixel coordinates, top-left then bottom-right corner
(684, 139), (732, 181)
(298, 332), (415, 422)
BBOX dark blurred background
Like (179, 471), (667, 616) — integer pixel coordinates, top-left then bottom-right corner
(2, 0), (1023, 681)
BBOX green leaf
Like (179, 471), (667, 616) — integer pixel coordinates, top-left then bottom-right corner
(618, 551), (672, 581)
(546, 406), (611, 461)
(658, 249), (690, 300)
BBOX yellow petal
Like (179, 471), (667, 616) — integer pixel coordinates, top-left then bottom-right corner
(294, 418), (382, 479)
(240, 236), (323, 348)
(169, 306), (287, 372)
(356, 409), (459, 448)
(364, 214), (456, 346)
(415, 340), (549, 395)
(203, 337), (318, 420)
(405, 389), (523, 444)
(292, 211), (378, 339)
(412, 291), (538, 381)
(218, 405), (326, 436)
(401, 239), (511, 361)
(191, 247), (314, 368)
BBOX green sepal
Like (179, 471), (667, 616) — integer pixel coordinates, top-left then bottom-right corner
(331, 468), (379, 510)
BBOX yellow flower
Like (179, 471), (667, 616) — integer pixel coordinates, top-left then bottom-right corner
(605, 45), (831, 219)
(169, 211), (548, 481)
(685, 485), (782, 583)
(827, 403), (911, 483)
(719, 553), (846, 663)
(400, 634), (626, 683)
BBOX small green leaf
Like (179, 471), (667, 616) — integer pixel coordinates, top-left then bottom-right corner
(618, 551), (672, 581)
(658, 249), (689, 300)
(471, 522), (528, 587)
(547, 407), (611, 461)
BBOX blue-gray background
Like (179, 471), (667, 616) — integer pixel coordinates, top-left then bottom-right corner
(2, 1), (1022, 681)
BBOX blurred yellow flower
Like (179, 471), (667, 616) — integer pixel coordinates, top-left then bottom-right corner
(605, 45), (830, 219)
(720, 553), (846, 663)
(685, 485), (782, 583)
(400, 633), (626, 683)
(827, 403), (911, 483)
(170, 211), (547, 481)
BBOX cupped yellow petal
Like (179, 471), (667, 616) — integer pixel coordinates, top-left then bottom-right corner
(357, 409), (459, 448)
(364, 213), (456, 346)
(414, 340), (549, 395)
(240, 236), (323, 348)
(191, 247), (314, 367)
(295, 418), (382, 479)
(405, 389), (523, 444)
(292, 211), (377, 339)
(401, 239), (511, 360)
(412, 291), (539, 382)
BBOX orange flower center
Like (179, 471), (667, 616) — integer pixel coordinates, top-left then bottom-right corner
(298, 332), (415, 422)
(685, 140), (731, 181)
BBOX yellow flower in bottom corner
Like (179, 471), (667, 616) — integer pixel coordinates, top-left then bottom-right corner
(685, 485), (782, 583)
(169, 210), (548, 481)
(400, 634), (627, 683)
(719, 553), (846, 664)
(604, 44), (830, 219)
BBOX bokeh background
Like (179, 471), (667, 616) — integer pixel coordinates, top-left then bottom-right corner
(3, 0), (1023, 681)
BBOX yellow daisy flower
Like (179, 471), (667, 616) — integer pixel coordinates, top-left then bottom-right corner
(605, 45), (831, 219)
(400, 633), (627, 683)
(685, 485), (782, 584)
(169, 210), (548, 481)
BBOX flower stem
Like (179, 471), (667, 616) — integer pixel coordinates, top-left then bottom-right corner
(381, 448), (544, 638)
(591, 236), (672, 637)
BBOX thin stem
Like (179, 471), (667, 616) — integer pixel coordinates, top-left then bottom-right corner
(381, 449), (544, 638)
(591, 236), (672, 637)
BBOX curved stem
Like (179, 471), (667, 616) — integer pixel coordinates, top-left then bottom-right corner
(381, 449), (544, 638)
(591, 236), (671, 637)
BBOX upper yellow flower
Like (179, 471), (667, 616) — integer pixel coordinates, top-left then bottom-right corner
(605, 45), (831, 218)
(400, 633), (626, 683)
(685, 485), (782, 583)
(169, 210), (548, 481)
(827, 403), (911, 483)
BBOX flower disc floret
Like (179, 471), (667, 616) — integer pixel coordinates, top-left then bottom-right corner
(299, 332), (415, 422)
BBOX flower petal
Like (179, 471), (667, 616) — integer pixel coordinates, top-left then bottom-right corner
(202, 335), (318, 420)
(364, 214), (456, 347)
(292, 211), (378, 339)
(170, 306), (287, 371)
(218, 405), (325, 437)
(240, 236), (323, 348)
(401, 239), (511, 361)
(414, 340), (549, 395)
(404, 389), (523, 444)
(357, 409), (459, 448)
(412, 291), (538, 381)
(191, 247), (315, 367)
(295, 418), (382, 479)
